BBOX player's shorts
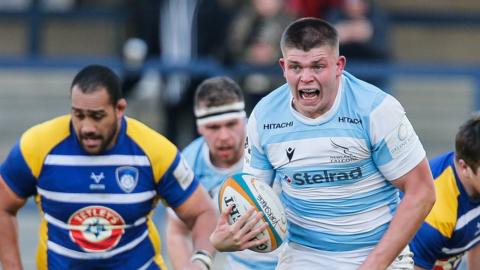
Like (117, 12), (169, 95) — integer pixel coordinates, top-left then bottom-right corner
(276, 242), (413, 270)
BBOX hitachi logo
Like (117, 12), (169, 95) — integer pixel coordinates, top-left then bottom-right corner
(264, 121), (293, 130)
(338, 116), (362, 125)
(292, 167), (362, 185)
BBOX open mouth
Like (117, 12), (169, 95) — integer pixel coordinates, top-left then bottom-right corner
(299, 89), (320, 100)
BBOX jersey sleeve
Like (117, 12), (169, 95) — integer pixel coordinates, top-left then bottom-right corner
(410, 222), (450, 269)
(156, 151), (199, 208)
(368, 95), (426, 180)
(243, 110), (274, 186)
(0, 141), (37, 198)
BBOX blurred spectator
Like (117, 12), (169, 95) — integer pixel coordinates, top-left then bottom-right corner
(326, 0), (390, 87)
(286, 0), (341, 18)
(121, 0), (236, 147)
(226, 0), (294, 113)
(121, 0), (162, 98)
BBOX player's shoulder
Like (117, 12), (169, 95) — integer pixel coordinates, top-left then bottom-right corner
(182, 137), (205, 163)
(125, 117), (178, 165)
(342, 71), (396, 115)
(20, 114), (71, 155)
(17, 115), (71, 178)
(21, 114), (70, 142)
(251, 84), (291, 123)
(429, 152), (455, 178)
(424, 154), (459, 238)
(126, 117), (175, 149)
(254, 84), (290, 115)
(183, 137), (204, 154)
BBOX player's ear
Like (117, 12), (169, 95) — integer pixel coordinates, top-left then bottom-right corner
(336, 56), (346, 76)
(197, 125), (204, 136)
(115, 98), (127, 117)
(279, 58), (286, 72)
(458, 159), (473, 178)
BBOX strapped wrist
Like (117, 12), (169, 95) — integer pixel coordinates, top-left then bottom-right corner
(191, 250), (213, 270)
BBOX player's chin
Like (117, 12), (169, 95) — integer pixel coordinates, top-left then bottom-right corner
(218, 151), (233, 159)
(81, 143), (104, 155)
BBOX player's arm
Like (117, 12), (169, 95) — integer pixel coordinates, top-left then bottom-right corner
(413, 265), (427, 270)
(172, 184), (217, 269)
(165, 208), (194, 270)
(0, 174), (27, 270)
(209, 111), (271, 252)
(359, 158), (436, 270)
(467, 243), (480, 270)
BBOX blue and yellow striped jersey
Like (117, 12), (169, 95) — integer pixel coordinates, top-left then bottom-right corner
(0, 115), (199, 270)
(409, 151), (480, 269)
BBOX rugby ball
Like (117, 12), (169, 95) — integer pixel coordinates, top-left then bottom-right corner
(218, 173), (287, 252)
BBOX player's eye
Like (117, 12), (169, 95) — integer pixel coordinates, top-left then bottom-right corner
(290, 65), (301, 71)
(90, 113), (105, 121)
(226, 120), (239, 128)
(206, 125), (220, 131)
(72, 111), (85, 120)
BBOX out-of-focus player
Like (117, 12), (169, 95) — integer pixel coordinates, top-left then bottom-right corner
(166, 76), (279, 270)
(0, 65), (216, 270)
(409, 115), (480, 270)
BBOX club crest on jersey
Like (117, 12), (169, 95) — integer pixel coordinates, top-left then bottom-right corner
(68, 206), (125, 252)
(115, 166), (139, 193)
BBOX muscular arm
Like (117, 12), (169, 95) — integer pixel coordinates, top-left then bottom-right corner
(166, 209), (194, 270)
(467, 243), (480, 270)
(0, 175), (27, 270)
(172, 185), (217, 268)
(359, 158), (436, 270)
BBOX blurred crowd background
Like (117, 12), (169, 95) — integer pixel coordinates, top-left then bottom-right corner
(1, 0), (480, 269)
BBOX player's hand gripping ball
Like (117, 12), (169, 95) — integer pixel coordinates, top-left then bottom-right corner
(218, 173), (287, 252)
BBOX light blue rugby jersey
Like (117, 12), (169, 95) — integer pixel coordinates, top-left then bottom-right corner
(183, 137), (278, 270)
(0, 115), (199, 270)
(244, 71), (425, 252)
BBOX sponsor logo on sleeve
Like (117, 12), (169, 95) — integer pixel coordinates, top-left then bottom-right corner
(173, 156), (194, 190)
(385, 117), (417, 159)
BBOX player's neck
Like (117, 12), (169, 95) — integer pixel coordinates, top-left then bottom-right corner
(454, 160), (480, 200)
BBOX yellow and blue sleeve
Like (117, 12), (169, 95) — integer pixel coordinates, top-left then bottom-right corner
(0, 115), (70, 197)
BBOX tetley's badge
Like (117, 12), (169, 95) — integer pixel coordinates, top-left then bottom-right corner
(115, 166), (139, 193)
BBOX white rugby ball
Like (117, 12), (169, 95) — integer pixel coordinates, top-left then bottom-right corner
(218, 173), (287, 252)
